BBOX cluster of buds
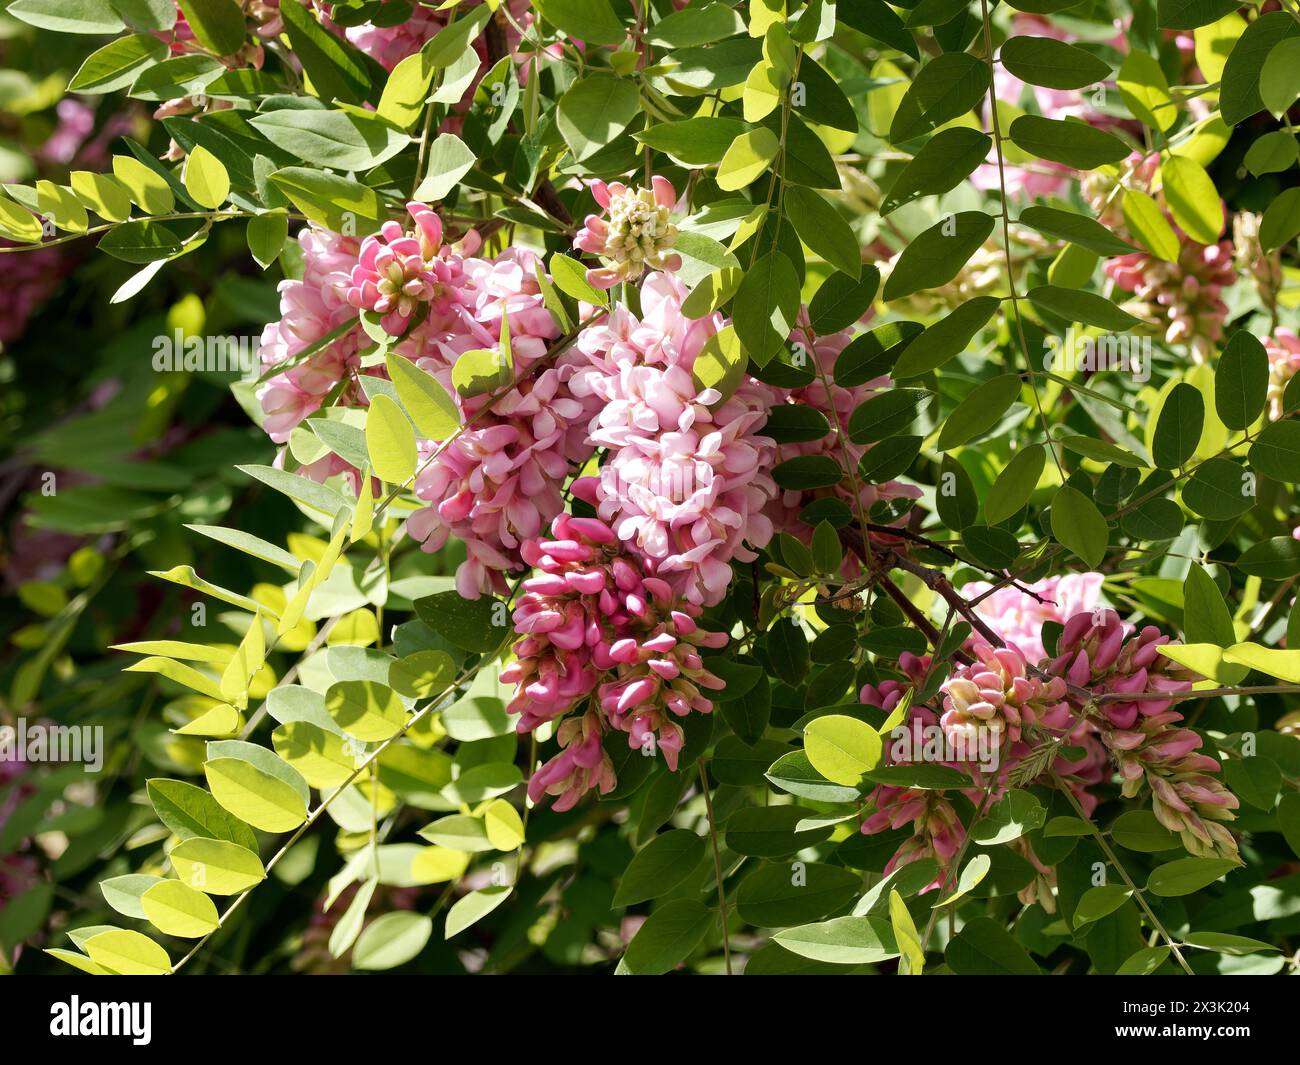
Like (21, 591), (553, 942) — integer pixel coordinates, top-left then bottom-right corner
(1050, 609), (1240, 861)
(1104, 238), (1236, 363)
(502, 514), (728, 808)
(346, 203), (462, 334)
(574, 177), (681, 289)
(1265, 328), (1300, 421)
(862, 787), (964, 891)
(940, 641), (1071, 749)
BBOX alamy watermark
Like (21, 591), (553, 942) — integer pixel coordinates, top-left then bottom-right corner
(1, 721), (104, 772)
(1043, 327), (1151, 383)
(151, 329), (257, 375)
(887, 722), (1001, 773)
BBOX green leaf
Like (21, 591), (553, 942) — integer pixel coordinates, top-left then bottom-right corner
(1027, 285), (1140, 330)
(892, 296), (1000, 378)
(614, 829), (707, 906)
(986, 444), (1045, 524)
(325, 679), (405, 742)
(1117, 946), (1170, 974)
(804, 715), (882, 786)
(444, 887), (511, 939)
(733, 250), (801, 366)
(1216, 331), (1269, 430)
(170, 837), (266, 895)
(141, 880), (220, 938)
(1221, 12), (1300, 124)
(736, 862), (860, 928)
(279, 0), (376, 106)
(1182, 456), (1253, 520)
(881, 128), (991, 215)
(114, 152), (175, 214)
(1261, 37), (1300, 114)
(101, 875), (163, 920)
(636, 117), (749, 166)
(785, 186), (860, 278)
(556, 75), (640, 161)
(1050, 485), (1108, 567)
(883, 213), (996, 302)
(147, 778), (258, 849)
(716, 128), (780, 191)
(1122, 188), (1181, 262)
(378, 49), (435, 131)
(622, 899), (713, 974)
(936, 374), (1021, 450)
(1018, 204), (1136, 257)
(69, 33), (169, 94)
(773, 915), (899, 964)
(1237, 537), (1300, 579)
(946, 916), (1041, 974)
(1160, 155), (1222, 245)
(83, 930), (170, 976)
(7, 0), (124, 33)
(204, 757), (308, 833)
(1153, 382), (1204, 469)
(691, 325), (748, 402)
(1183, 931), (1281, 956)
(353, 912), (433, 970)
(1117, 51), (1176, 131)
(808, 268), (880, 334)
(1157, 0), (1240, 29)
(537, 0), (626, 45)
(176, 0), (245, 54)
(1001, 35), (1111, 89)
(1250, 419), (1300, 482)
(248, 109), (407, 171)
(1146, 856), (1237, 896)
(1007, 115), (1129, 169)
(724, 805), (833, 857)
(413, 590), (505, 652)
(247, 211), (288, 270)
(1183, 565), (1239, 650)
(365, 394), (417, 484)
(970, 789), (1045, 845)
(646, 1), (744, 46)
(773, 455), (843, 490)
(1278, 791), (1300, 858)
(1111, 810), (1178, 852)
(890, 52), (990, 143)
(269, 167), (385, 234)
(1072, 885), (1133, 928)
(412, 133), (476, 202)
(1260, 187), (1300, 252)
(1244, 130), (1299, 177)
(99, 220), (183, 264)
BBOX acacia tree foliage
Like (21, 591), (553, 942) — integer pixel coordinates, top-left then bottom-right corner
(3, 0), (1300, 977)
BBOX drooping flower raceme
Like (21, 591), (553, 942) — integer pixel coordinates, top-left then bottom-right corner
(570, 271), (777, 606)
(502, 514), (727, 809)
(1050, 609), (1240, 860)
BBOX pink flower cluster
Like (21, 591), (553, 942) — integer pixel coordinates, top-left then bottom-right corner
(256, 205), (598, 598)
(964, 571), (1104, 664)
(570, 270), (778, 607)
(1105, 236), (1235, 362)
(574, 178), (682, 289)
(940, 641), (1070, 748)
(501, 514), (727, 809)
(858, 603), (1241, 891)
(1050, 609), (1239, 859)
(346, 202), (459, 335)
